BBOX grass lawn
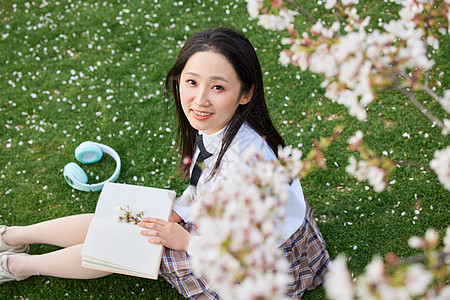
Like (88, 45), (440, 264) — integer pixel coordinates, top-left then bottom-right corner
(1, 0), (449, 299)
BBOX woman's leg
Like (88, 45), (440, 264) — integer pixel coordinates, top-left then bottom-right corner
(2, 214), (94, 248)
(7, 244), (111, 279)
(1, 214), (109, 279)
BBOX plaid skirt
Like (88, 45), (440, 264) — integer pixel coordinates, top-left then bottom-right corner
(282, 200), (331, 298)
(159, 199), (330, 299)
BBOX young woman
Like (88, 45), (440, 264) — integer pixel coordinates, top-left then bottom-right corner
(0, 28), (330, 299)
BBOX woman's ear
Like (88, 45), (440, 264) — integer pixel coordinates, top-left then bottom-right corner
(238, 84), (254, 105)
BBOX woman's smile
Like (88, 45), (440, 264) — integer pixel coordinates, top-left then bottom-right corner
(192, 109), (214, 120)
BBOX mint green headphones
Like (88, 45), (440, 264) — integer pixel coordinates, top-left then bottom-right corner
(63, 141), (121, 192)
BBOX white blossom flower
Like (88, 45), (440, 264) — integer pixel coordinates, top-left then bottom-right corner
(436, 286), (450, 300)
(365, 256), (385, 282)
(346, 155), (358, 175)
(324, 0), (337, 9)
(328, 86), (368, 120)
(279, 50), (291, 66)
(430, 146), (450, 191)
(348, 130), (364, 145)
(404, 264), (433, 296)
(325, 255), (355, 300)
(356, 256), (396, 300)
(346, 155), (387, 192)
(338, 54), (363, 87)
(378, 285), (410, 300)
(444, 226), (450, 253)
(309, 44), (338, 77)
(291, 48), (309, 71)
(367, 166), (387, 192)
(443, 119), (450, 135)
(257, 14), (285, 31)
(281, 37), (294, 45)
(427, 35), (439, 50)
(446, 0), (450, 34)
(440, 90), (450, 113)
(245, 0), (262, 19)
(408, 236), (423, 249)
(424, 228), (439, 247)
(278, 145), (303, 177)
(341, 0), (359, 6)
(257, 9), (297, 31)
(311, 21), (325, 36)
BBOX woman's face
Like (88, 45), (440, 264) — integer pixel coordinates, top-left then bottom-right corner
(179, 51), (251, 135)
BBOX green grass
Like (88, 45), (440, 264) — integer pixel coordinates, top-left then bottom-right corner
(1, 0), (449, 299)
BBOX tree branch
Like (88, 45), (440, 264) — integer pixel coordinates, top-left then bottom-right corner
(420, 84), (442, 103)
(422, 0), (437, 88)
(395, 251), (450, 269)
(394, 86), (444, 129)
(392, 160), (432, 172)
(284, 0), (317, 24)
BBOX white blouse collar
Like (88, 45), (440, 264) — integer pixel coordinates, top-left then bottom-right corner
(197, 126), (227, 154)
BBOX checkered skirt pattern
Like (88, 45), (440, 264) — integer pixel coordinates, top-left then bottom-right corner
(159, 200), (330, 299)
(159, 223), (220, 300)
(282, 199), (331, 298)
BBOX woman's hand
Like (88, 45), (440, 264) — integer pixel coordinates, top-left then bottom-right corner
(138, 218), (191, 251)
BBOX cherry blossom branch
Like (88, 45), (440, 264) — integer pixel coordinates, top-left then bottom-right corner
(248, 0), (450, 190)
(299, 126), (343, 178)
(325, 227), (450, 300)
(423, 0), (437, 41)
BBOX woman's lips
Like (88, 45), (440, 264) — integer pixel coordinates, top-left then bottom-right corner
(192, 109), (213, 120)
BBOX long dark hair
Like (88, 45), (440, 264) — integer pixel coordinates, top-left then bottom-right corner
(165, 27), (285, 179)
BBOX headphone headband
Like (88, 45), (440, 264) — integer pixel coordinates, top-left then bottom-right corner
(63, 141), (121, 192)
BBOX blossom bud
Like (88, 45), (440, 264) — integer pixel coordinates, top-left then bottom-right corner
(444, 226), (450, 253)
(408, 236), (423, 249)
(182, 156), (192, 166)
(443, 119), (450, 135)
(424, 228), (439, 248)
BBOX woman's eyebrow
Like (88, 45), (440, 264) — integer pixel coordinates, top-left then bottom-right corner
(184, 71), (230, 83)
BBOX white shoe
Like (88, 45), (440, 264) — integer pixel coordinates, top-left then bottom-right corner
(0, 252), (29, 284)
(0, 226), (29, 253)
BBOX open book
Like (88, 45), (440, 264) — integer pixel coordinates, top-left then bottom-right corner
(81, 182), (176, 279)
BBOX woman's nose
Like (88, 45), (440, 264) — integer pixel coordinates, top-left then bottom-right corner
(193, 87), (209, 106)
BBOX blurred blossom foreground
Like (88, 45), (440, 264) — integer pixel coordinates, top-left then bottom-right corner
(325, 227), (450, 300)
(189, 144), (450, 299)
(190, 146), (303, 299)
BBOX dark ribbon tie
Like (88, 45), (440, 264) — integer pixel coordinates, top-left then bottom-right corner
(190, 134), (213, 187)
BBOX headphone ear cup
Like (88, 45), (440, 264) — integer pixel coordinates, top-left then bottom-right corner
(75, 143), (103, 164)
(63, 162), (88, 187)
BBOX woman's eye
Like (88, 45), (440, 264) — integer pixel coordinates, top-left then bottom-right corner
(213, 85), (224, 91)
(186, 79), (196, 85)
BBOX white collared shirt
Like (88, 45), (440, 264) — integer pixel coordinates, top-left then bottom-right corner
(172, 123), (306, 253)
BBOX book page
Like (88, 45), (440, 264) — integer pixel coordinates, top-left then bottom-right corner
(94, 182), (175, 221)
(81, 182), (175, 279)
